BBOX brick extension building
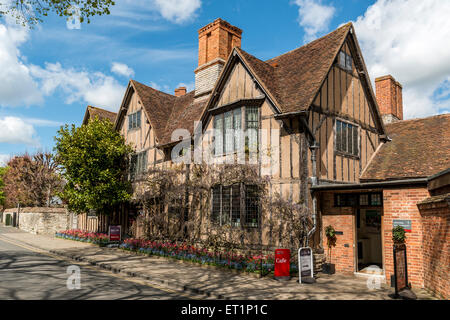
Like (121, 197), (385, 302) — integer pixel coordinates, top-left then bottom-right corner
(80, 19), (449, 299)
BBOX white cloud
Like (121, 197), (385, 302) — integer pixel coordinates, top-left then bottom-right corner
(0, 154), (10, 166)
(294, 0), (335, 42)
(109, 0), (201, 25)
(29, 62), (126, 112)
(176, 82), (195, 93)
(0, 20), (126, 112)
(353, 0), (450, 119)
(153, 0), (202, 24)
(0, 22), (43, 107)
(0, 116), (39, 146)
(111, 62), (135, 78)
(22, 118), (63, 127)
(149, 81), (170, 93)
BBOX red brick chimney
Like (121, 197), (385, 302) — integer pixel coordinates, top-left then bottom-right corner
(195, 18), (242, 98)
(375, 75), (403, 124)
(174, 87), (187, 97)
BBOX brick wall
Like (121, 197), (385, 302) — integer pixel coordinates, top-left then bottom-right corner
(382, 188), (429, 289)
(418, 200), (449, 299)
(320, 192), (355, 274)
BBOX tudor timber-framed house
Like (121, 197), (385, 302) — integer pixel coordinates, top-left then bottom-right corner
(113, 19), (388, 241)
(80, 18), (449, 298)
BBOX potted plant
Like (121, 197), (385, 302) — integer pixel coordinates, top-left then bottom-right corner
(323, 225), (337, 274)
(392, 225), (406, 247)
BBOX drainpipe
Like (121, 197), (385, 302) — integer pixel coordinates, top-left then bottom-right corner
(306, 143), (319, 247)
(299, 116), (319, 248)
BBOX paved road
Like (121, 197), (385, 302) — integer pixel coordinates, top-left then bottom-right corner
(0, 226), (189, 300)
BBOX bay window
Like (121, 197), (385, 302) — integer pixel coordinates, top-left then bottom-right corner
(213, 106), (259, 156)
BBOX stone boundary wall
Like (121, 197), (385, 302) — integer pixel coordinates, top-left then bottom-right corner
(3, 207), (72, 235)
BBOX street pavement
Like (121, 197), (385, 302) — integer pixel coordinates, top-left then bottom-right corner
(0, 225), (437, 300)
(0, 225), (190, 300)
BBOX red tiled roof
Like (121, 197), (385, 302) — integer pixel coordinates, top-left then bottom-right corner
(126, 23), (359, 146)
(361, 114), (450, 181)
(131, 80), (207, 146)
(83, 106), (117, 125)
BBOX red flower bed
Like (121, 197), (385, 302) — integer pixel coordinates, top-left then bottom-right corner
(56, 229), (109, 244)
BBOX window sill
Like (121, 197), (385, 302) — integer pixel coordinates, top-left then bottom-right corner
(335, 64), (354, 75)
(210, 221), (259, 229)
(127, 127), (141, 133)
(335, 150), (360, 160)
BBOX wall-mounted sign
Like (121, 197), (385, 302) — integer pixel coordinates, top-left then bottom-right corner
(393, 219), (412, 232)
(335, 231), (344, 235)
(109, 225), (121, 242)
(298, 247), (314, 284)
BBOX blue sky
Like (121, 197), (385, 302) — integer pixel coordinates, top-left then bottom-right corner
(0, 0), (449, 164)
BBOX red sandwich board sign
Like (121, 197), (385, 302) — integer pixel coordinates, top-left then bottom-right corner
(109, 225), (121, 242)
(274, 249), (291, 280)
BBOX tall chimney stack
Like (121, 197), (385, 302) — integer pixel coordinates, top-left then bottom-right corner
(375, 75), (403, 124)
(194, 18), (242, 99)
(174, 87), (187, 97)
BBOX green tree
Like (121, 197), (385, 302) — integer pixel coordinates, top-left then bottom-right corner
(2, 153), (63, 208)
(0, 166), (7, 209)
(54, 117), (132, 215)
(0, 0), (115, 27)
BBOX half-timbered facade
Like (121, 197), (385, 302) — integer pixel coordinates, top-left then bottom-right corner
(79, 18), (449, 297)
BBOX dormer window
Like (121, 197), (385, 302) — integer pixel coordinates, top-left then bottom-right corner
(128, 110), (141, 130)
(338, 50), (352, 72)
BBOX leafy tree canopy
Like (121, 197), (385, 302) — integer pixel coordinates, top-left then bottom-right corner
(0, 0), (115, 27)
(2, 152), (63, 208)
(54, 117), (132, 215)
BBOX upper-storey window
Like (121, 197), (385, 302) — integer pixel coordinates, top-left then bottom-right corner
(338, 50), (353, 72)
(213, 106), (259, 156)
(246, 106), (259, 154)
(336, 119), (359, 157)
(214, 109), (241, 155)
(130, 150), (147, 180)
(128, 110), (141, 130)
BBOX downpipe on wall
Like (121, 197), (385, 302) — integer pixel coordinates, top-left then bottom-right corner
(306, 143), (319, 248)
(299, 115), (319, 248)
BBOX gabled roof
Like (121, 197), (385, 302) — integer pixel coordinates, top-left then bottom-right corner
(82, 106), (117, 125)
(205, 22), (386, 136)
(115, 80), (207, 146)
(131, 80), (175, 143)
(116, 22), (386, 148)
(240, 22), (351, 114)
(361, 113), (450, 181)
